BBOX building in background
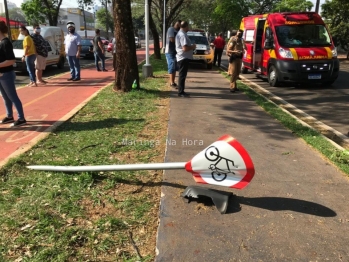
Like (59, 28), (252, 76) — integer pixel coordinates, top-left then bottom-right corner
(57, 8), (95, 33)
(0, 1), (17, 13)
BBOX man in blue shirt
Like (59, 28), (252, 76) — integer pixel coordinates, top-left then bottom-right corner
(165, 20), (181, 88)
(175, 21), (196, 97)
(64, 22), (81, 81)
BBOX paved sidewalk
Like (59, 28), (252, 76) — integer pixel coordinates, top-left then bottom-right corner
(156, 67), (349, 261)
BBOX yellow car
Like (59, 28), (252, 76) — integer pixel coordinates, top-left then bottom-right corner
(187, 31), (214, 69)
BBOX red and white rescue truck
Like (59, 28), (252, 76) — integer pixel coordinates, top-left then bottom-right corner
(239, 12), (339, 87)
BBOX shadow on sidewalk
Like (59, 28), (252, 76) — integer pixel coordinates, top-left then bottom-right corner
(228, 195), (337, 217)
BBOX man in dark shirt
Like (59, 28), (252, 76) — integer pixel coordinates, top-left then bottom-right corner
(213, 32), (226, 67)
(93, 29), (107, 72)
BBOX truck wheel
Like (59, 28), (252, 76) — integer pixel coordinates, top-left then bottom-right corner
(57, 57), (65, 69)
(241, 62), (248, 74)
(268, 65), (280, 87)
(207, 63), (213, 69)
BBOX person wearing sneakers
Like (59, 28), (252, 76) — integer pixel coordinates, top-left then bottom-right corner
(175, 21), (196, 97)
(64, 21), (81, 81)
(31, 24), (48, 85)
(20, 25), (37, 87)
(0, 21), (26, 127)
(165, 20), (181, 88)
(93, 29), (108, 72)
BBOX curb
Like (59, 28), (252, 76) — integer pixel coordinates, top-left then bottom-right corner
(220, 64), (349, 151)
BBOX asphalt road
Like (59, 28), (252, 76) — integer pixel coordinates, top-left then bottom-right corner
(220, 54), (349, 136)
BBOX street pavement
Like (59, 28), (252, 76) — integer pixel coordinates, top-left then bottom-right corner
(155, 66), (349, 261)
(220, 54), (349, 141)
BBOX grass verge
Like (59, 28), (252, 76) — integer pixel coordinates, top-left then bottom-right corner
(0, 55), (170, 261)
(220, 69), (349, 176)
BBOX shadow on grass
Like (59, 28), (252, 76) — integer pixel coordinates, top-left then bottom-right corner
(0, 118), (145, 132)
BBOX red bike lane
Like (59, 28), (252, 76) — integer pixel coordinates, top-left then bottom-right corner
(0, 46), (153, 166)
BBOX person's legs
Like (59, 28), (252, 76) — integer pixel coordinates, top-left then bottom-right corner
(35, 56), (46, 83)
(0, 71), (25, 120)
(230, 59), (242, 91)
(213, 48), (218, 65)
(217, 48), (223, 67)
(67, 56), (76, 79)
(25, 54), (36, 84)
(97, 52), (106, 71)
(166, 53), (176, 86)
(94, 52), (100, 71)
(71, 56), (81, 80)
(177, 59), (189, 95)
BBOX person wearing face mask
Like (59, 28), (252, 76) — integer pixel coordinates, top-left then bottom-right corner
(20, 25), (37, 86)
(64, 22), (82, 81)
(175, 21), (196, 97)
(227, 29), (246, 93)
(31, 24), (48, 85)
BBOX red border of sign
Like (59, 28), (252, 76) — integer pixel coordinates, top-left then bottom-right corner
(185, 134), (255, 189)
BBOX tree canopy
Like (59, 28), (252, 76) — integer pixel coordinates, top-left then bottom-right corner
(322, 0), (349, 50)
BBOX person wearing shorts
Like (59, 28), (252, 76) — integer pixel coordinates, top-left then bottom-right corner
(165, 20), (181, 88)
(31, 24), (48, 85)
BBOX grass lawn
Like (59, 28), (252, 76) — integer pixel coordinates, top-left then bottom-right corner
(0, 55), (170, 261)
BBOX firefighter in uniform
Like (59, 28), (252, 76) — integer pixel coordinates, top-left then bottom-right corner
(227, 29), (246, 92)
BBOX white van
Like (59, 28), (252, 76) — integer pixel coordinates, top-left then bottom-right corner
(12, 26), (66, 72)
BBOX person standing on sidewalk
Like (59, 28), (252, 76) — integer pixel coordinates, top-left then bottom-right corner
(20, 25), (37, 87)
(64, 22), (81, 81)
(0, 21), (26, 127)
(227, 29), (246, 92)
(226, 30), (237, 76)
(165, 20), (181, 88)
(93, 29), (108, 72)
(31, 24), (48, 85)
(213, 32), (225, 67)
(175, 21), (196, 97)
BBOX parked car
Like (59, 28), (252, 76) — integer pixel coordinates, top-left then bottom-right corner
(80, 38), (94, 59)
(135, 37), (141, 48)
(100, 37), (109, 50)
(187, 31), (214, 69)
(107, 38), (114, 52)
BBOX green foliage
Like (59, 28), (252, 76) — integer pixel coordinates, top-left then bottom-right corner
(322, 0), (349, 50)
(273, 0), (313, 12)
(21, 0), (47, 25)
(95, 8), (114, 34)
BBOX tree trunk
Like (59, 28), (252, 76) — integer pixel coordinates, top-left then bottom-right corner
(149, 8), (161, 59)
(113, 0), (139, 92)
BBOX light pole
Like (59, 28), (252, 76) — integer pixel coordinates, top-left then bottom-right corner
(315, 0), (320, 13)
(4, 0), (11, 41)
(142, 0), (153, 77)
(162, 0), (166, 53)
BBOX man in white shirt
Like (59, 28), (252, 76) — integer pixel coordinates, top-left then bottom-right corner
(175, 21), (196, 97)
